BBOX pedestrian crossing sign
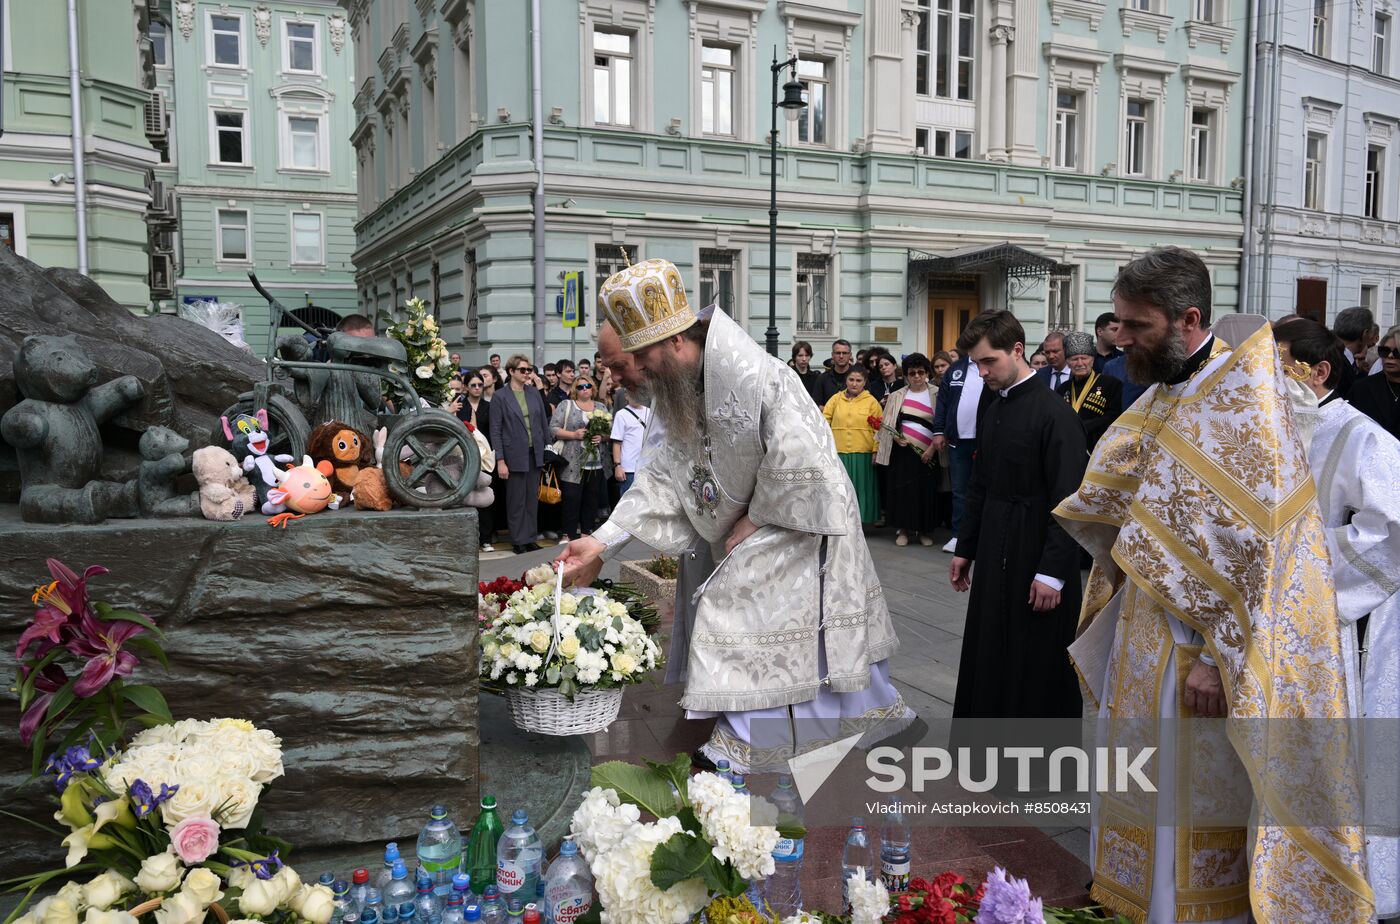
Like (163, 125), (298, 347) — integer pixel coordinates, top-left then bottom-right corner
(562, 271), (581, 328)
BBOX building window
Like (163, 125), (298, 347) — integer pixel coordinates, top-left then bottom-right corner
(796, 58), (829, 145)
(593, 30), (633, 127)
(291, 212), (323, 265)
(1129, 0), (1152, 9)
(701, 45), (735, 137)
(930, 0), (975, 100)
(1362, 284), (1378, 312)
(285, 21), (318, 74)
(1376, 14), (1390, 74)
(286, 115), (322, 170)
(1054, 91), (1080, 170)
(1189, 108), (1214, 183)
(699, 249), (737, 313)
(1124, 98), (1149, 177)
(150, 19), (169, 67)
(595, 244), (635, 302)
(210, 14), (243, 68)
(1365, 145), (1384, 219)
(796, 254), (831, 334)
(1048, 272), (1076, 330)
(212, 110), (247, 164)
(465, 248), (479, 337)
(1312, 0), (1328, 56)
(217, 208), (249, 261)
(1304, 132), (1326, 209)
(933, 129), (973, 159)
(1296, 278), (1327, 323)
(915, 0), (932, 96)
(1194, 0), (1216, 22)
(916, 127), (930, 153)
(1, 212), (18, 251)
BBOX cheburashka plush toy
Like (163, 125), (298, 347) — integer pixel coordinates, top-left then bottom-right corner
(307, 420), (374, 494)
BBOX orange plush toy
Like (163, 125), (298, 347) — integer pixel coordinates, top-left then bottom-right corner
(307, 420), (374, 494)
(266, 456), (343, 527)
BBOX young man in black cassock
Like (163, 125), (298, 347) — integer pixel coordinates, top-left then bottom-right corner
(949, 310), (1087, 722)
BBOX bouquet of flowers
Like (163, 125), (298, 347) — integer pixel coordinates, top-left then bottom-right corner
(567, 755), (801, 924)
(478, 576), (527, 628)
(384, 296), (454, 408)
(867, 414), (883, 432)
(480, 574), (661, 698)
(582, 408), (614, 465)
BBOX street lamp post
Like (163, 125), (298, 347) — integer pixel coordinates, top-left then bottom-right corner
(767, 51), (805, 357)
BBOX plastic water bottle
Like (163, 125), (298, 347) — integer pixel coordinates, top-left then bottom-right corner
(764, 776), (805, 916)
(465, 797), (505, 894)
(478, 886), (506, 924)
(351, 869), (373, 907)
(730, 773), (748, 794)
(841, 818), (875, 913)
(441, 892), (465, 924)
(415, 874), (444, 924)
(541, 837), (593, 924)
(361, 887), (383, 924)
(360, 909), (379, 924)
(880, 804), (912, 892)
(382, 902), (399, 924)
(462, 903), (481, 922)
(496, 810), (543, 902)
(376, 843), (403, 892)
(715, 758), (732, 782)
(504, 897), (524, 919)
(384, 860), (416, 919)
(522, 906), (541, 924)
(333, 880), (353, 924)
(419, 806), (464, 897)
(451, 873), (472, 902)
(396, 904), (414, 924)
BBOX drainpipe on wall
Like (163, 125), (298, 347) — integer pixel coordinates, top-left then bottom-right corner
(1240, 0), (1256, 311)
(1, 0), (7, 140)
(66, 0), (90, 276)
(530, 0), (546, 365)
(1260, 0), (1283, 316)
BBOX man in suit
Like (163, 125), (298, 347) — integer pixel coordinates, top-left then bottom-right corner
(930, 338), (988, 552)
(488, 354), (552, 553)
(1035, 332), (1071, 391)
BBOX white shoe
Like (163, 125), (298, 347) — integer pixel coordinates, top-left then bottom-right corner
(919, 534), (934, 547)
(895, 532), (909, 547)
(481, 543), (495, 553)
(942, 538), (957, 553)
(543, 531), (560, 540)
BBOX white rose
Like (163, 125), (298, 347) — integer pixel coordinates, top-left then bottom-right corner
(173, 754), (221, 785)
(237, 879), (279, 917)
(212, 776), (261, 830)
(82, 871), (136, 911)
(610, 652), (637, 675)
(291, 885), (335, 924)
(181, 868), (224, 906)
(272, 867), (301, 904)
(415, 365), (435, 379)
(160, 780), (221, 826)
(56, 884), (84, 908)
(84, 911), (139, 924)
(41, 899), (79, 924)
(134, 849), (184, 894)
(607, 601), (627, 618)
(558, 595), (578, 616)
(225, 868), (256, 891)
(153, 890), (206, 924)
(558, 637), (580, 659)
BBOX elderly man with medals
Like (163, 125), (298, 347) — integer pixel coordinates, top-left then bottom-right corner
(1054, 247), (1373, 923)
(557, 258), (913, 774)
(1056, 330), (1123, 449)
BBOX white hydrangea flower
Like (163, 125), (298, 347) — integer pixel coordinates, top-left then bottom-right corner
(568, 788), (642, 861)
(687, 772), (780, 881)
(780, 914), (822, 924)
(846, 869), (890, 924)
(591, 816), (708, 924)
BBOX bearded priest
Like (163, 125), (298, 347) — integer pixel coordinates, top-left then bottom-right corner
(1055, 247), (1374, 923)
(556, 257), (914, 774)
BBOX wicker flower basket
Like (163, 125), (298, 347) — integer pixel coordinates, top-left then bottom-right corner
(129, 898), (230, 923)
(505, 686), (624, 736)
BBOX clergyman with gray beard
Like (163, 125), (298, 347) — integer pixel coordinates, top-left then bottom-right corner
(557, 257), (917, 775)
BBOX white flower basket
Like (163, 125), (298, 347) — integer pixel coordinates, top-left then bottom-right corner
(505, 685), (623, 736)
(503, 564), (626, 736)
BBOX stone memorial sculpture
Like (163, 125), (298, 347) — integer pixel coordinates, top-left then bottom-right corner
(137, 426), (200, 518)
(0, 335), (144, 524)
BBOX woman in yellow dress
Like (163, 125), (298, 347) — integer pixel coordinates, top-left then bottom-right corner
(823, 367), (883, 524)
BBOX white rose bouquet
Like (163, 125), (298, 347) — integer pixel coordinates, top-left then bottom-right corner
(383, 296), (453, 408)
(480, 578), (661, 699)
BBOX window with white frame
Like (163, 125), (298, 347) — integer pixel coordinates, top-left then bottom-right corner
(286, 115), (322, 170)
(701, 45), (735, 137)
(1194, 0), (1216, 22)
(284, 21), (318, 74)
(1124, 99), (1150, 177)
(1375, 14), (1390, 74)
(1312, 0), (1328, 56)
(291, 212), (324, 265)
(916, 127), (930, 153)
(209, 13), (243, 68)
(1129, 0), (1151, 11)
(217, 208), (249, 261)
(1366, 145), (1384, 219)
(150, 19), (169, 67)
(932, 129), (973, 158)
(915, 0), (932, 95)
(926, 0), (975, 100)
(212, 110), (247, 164)
(1048, 271), (1076, 330)
(1304, 131), (1326, 209)
(1054, 91), (1080, 169)
(1189, 108), (1215, 183)
(593, 31), (633, 127)
(796, 254), (831, 333)
(698, 249), (737, 313)
(797, 59), (829, 145)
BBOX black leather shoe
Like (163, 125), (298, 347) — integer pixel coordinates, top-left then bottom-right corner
(525, 542), (543, 551)
(512, 545), (529, 554)
(691, 748), (718, 773)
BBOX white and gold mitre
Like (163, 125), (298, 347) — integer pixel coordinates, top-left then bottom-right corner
(597, 257), (697, 351)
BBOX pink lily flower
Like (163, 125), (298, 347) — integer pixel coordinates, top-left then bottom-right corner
(19, 662), (70, 745)
(67, 619), (144, 698)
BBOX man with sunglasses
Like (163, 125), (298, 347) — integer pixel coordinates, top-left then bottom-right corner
(488, 356), (551, 553)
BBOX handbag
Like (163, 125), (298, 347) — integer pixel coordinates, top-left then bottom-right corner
(538, 468), (562, 505)
(546, 399), (572, 457)
(545, 399), (571, 471)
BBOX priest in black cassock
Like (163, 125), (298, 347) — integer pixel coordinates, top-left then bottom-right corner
(949, 310), (1087, 721)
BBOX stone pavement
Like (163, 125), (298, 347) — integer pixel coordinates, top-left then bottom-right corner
(480, 522), (1093, 909)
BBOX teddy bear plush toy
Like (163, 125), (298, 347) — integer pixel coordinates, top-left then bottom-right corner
(192, 446), (257, 521)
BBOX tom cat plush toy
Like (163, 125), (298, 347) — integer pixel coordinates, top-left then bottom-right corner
(221, 411), (293, 515)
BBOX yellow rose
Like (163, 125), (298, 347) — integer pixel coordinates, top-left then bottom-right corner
(529, 631), (551, 653)
(558, 637), (580, 659)
(610, 652), (637, 675)
(558, 595), (578, 615)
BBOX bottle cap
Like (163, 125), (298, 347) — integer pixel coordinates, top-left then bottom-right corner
(730, 774), (746, 786)
(716, 758), (730, 769)
(522, 907), (540, 924)
(365, 888), (382, 905)
(333, 880), (349, 897)
(446, 894), (463, 907)
(480, 795), (497, 809)
(851, 816), (866, 827)
(511, 809), (528, 825)
(385, 842), (401, 860)
(319, 872), (335, 885)
(353, 868), (371, 885)
(392, 860), (408, 879)
(778, 775), (793, 788)
(361, 911), (379, 924)
(506, 896), (523, 911)
(417, 877), (433, 893)
(483, 886), (499, 899)
(452, 873), (471, 892)
(431, 804), (449, 820)
(399, 906), (415, 921)
(558, 838), (578, 857)
(463, 907), (481, 922)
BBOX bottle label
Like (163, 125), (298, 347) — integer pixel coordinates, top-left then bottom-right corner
(772, 837), (804, 861)
(880, 857), (910, 892)
(421, 857), (459, 875)
(548, 896), (592, 922)
(496, 861), (528, 893)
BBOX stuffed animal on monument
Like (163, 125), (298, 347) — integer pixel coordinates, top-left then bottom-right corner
(266, 456), (343, 527)
(221, 410), (294, 515)
(463, 424), (495, 509)
(191, 446), (257, 521)
(353, 426), (394, 511)
(307, 420), (374, 494)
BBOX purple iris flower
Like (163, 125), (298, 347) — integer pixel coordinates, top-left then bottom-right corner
(128, 778), (179, 817)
